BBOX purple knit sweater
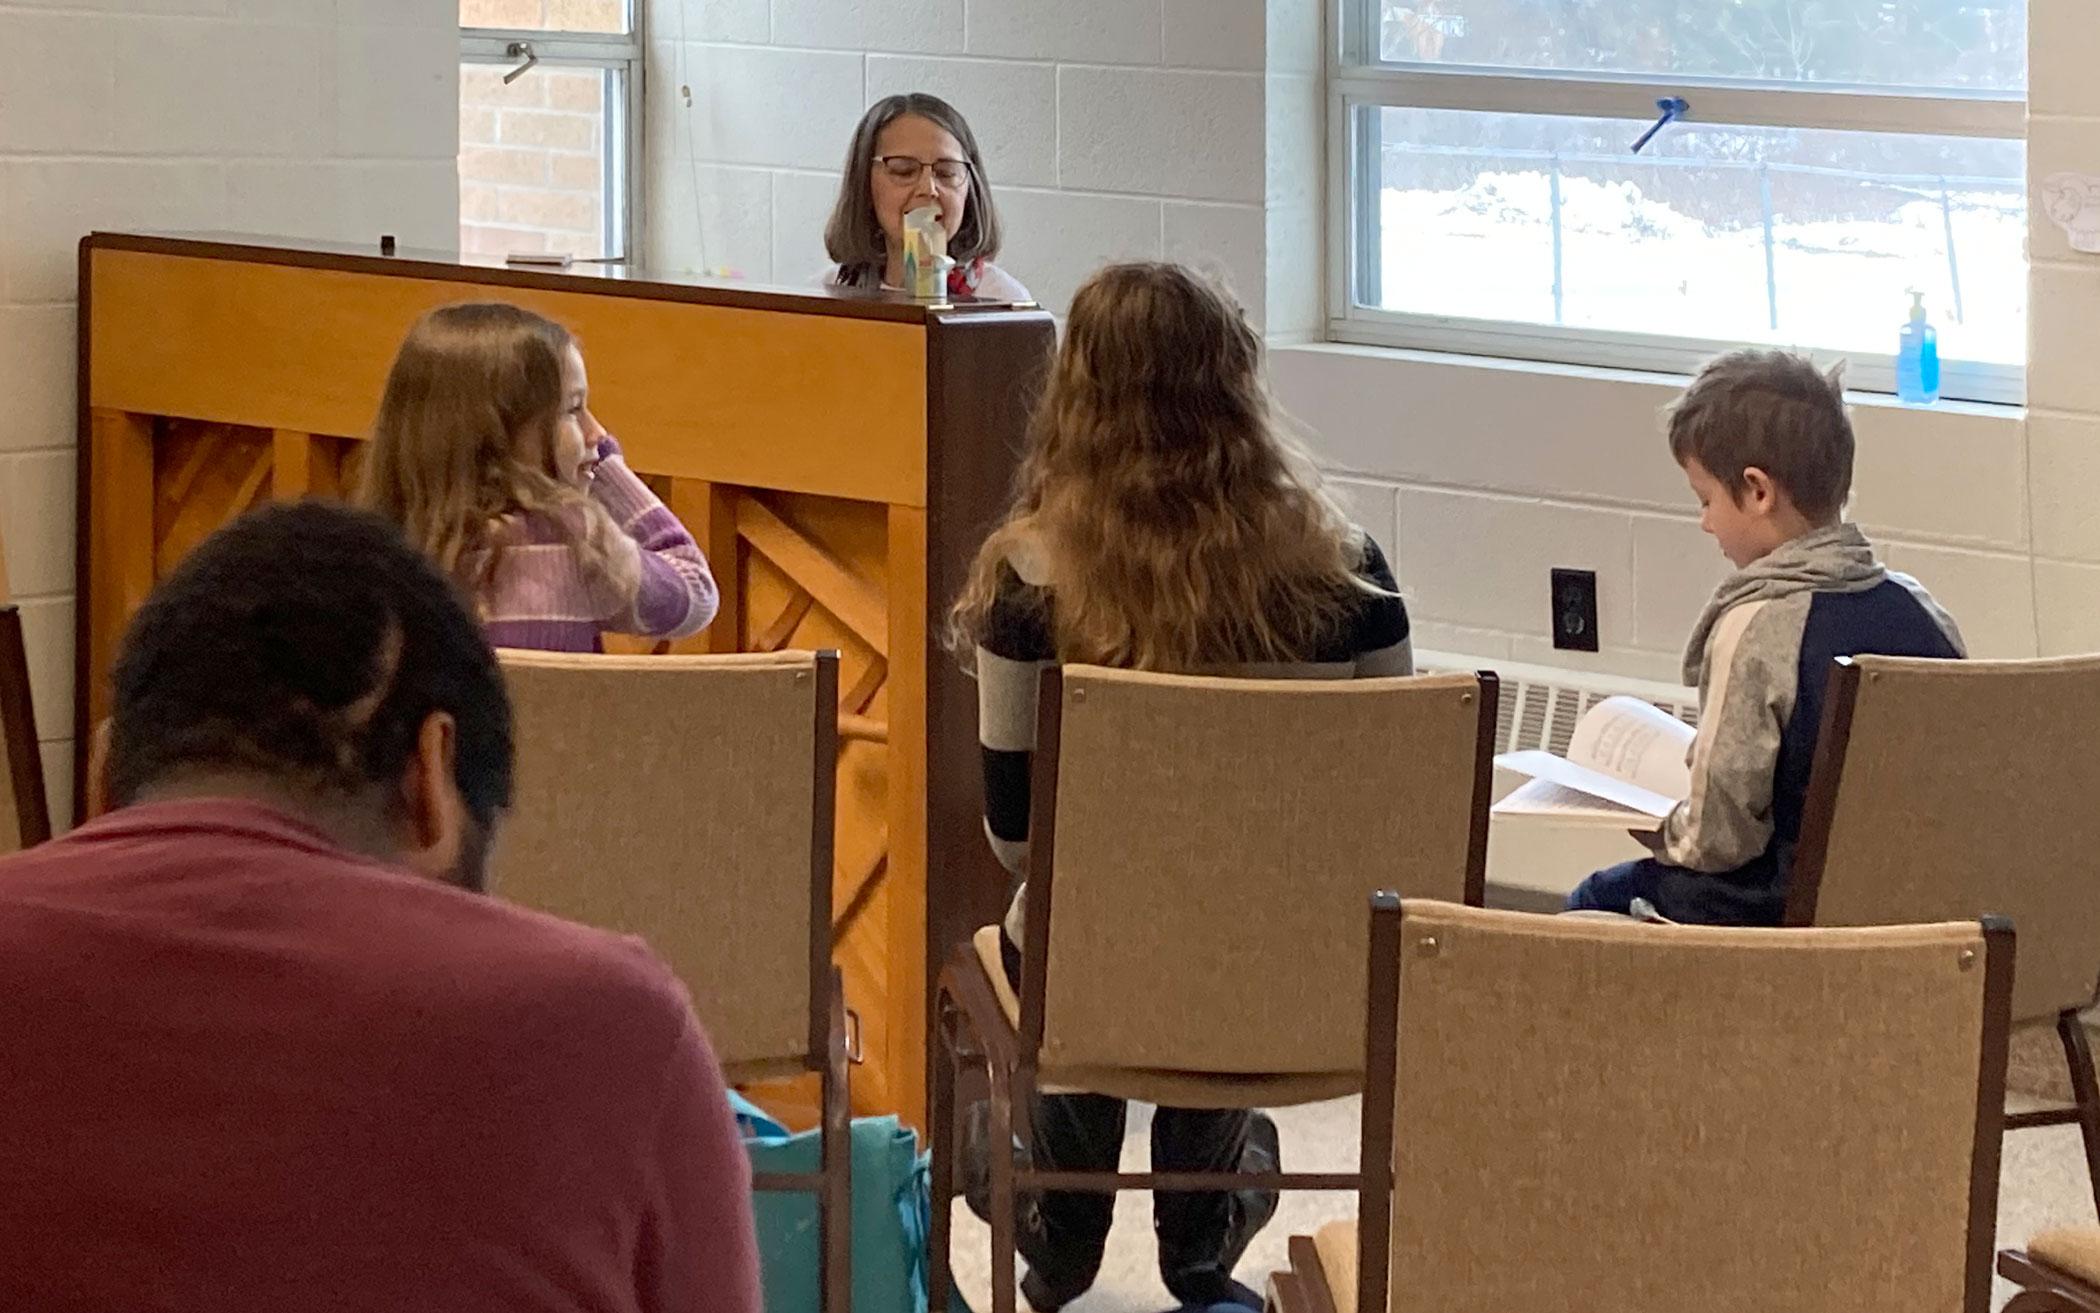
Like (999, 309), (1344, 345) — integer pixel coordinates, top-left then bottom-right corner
(470, 437), (719, 653)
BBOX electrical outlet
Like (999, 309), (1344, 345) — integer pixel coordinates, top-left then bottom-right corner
(1551, 568), (1600, 652)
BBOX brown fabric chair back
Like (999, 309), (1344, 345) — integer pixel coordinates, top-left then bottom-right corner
(492, 649), (832, 1081)
(1381, 901), (2009, 1313)
(1796, 654), (2100, 1023)
(1035, 668), (1489, 1083)
(0, 606), (49, 852)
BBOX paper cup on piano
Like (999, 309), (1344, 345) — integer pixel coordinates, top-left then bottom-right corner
(901, 205), (953, 299)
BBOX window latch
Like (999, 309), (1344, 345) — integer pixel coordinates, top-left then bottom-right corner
(501, 40), (539, 86)
(1631, 96), (1691, 154)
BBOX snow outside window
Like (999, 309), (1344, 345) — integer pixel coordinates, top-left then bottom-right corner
(1332, 1), (2028, 404)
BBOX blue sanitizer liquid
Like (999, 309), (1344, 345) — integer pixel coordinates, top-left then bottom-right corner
(1897, 291), (1941, 405)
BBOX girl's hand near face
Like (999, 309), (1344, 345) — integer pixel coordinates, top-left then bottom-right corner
(580, 435), (621, 487)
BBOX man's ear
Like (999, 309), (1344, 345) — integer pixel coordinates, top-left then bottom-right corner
(397, 711), (469, 886)
(85, 718), (114, 818)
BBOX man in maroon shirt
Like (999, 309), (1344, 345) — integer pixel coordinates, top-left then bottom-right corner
(0, 502), (761, 1313)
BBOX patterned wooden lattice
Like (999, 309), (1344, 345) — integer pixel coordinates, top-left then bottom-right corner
(151, 420), (358, 577)
(729, 491), (901, 1114)
(153, 423), (277, 574)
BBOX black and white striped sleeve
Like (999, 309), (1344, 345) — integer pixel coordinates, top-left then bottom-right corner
(975, 570), (1055, 878)
(1351, 535), (1413, 676)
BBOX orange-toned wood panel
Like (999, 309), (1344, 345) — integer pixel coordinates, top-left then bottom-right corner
(883, 504), (930, 1125)
(78, 244), (975, 1129)
(668, 479), (742, 655)
(271, 430), (344, 499)
(734, 491), (910, 1120)
(85, 409), (156, 732)
(87, 250), (930, 507)
(154, 423), (274, 577)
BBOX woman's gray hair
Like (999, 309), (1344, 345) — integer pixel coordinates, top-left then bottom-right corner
(823, 93), (1003, 288)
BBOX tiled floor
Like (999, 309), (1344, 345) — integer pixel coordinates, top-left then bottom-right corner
(946, 1096), (2097, 1312)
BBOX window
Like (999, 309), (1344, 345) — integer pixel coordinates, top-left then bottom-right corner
(1332, 1), (2028, 403)
(459, 1), (641, 262)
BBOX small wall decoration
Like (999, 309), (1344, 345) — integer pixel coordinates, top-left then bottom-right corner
(2042, 172), (2100, 254)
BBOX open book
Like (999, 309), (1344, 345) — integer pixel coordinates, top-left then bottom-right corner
(1493, 696), (1697, 831)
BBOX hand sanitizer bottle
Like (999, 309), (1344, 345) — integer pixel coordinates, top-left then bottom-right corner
(1897, 290), (1941, 405)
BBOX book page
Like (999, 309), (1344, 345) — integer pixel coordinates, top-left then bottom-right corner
(1565, 696), (1696, 800)
(1493, 750), (1680, 820)
(1491, 777), (1665, 832)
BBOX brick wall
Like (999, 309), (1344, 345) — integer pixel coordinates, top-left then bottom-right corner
(459, 62), (612, 257)
(462, 0), (624, 31)
(0, 4), (457, 831)
(457, 0), (626, 258)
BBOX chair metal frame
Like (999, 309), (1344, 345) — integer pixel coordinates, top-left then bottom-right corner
(753, 651), (852, 1313)
(499, 647), (852, 1313)
(1787, 656), (2100, 1221)
(927, 667), (1499, 1313)
(1273, 899), (2015, 1313)
(2000, 1248), (2100, 1313)
(0, 605), (50, 849)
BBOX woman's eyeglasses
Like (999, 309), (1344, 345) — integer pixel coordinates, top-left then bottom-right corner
(875, 156), (972, 188)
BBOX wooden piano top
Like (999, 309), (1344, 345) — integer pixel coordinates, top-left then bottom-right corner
(81, 231), (1037, 324)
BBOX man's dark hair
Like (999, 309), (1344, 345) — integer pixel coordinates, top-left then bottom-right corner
(106, 501), (514, 831)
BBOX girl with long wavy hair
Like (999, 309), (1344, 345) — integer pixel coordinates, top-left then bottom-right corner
(949, 262), (1412, 1311)
(361, 303), (717, 652)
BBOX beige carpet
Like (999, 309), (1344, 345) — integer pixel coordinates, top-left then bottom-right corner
(945, 1096), (2097, 1312)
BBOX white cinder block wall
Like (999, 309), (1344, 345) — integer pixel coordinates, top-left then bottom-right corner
(0, 3), (459, 831)
(2023, 0), (2100, 657)
(7, 0), (2097, 837)
(648, 0), (2095, 684)
(643, 0), (1313, 332)
(1274, 352), (2035, 686)
(1273, 1), (2097, 686)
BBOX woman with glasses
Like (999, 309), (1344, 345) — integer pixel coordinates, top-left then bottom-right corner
(820, 93), (1031, 301)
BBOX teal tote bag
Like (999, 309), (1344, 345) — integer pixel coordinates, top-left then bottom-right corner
(729, 1093), (972, 1313)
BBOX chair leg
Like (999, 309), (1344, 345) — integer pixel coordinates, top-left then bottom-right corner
(1287, 1233), (1342, 1313)
(988, 1068), (1018, 1313)
(1265, 1269), (1307, 1313)
(2006, 1294), (2087, 1313)
(927, 1002), (960, 1313)
(2058, 1009), (2100, 1221)
(2002, 1249), (2100, 1313)
(821, 970), (852, 1313)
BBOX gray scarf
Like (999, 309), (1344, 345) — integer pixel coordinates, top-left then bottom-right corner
(1681, 523), (1885, 685)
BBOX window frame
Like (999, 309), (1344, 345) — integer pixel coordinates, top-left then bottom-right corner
(1328, 0), (2029, 404)
(460, 12), (645, 262)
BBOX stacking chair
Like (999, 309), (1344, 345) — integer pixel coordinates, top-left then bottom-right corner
(0, 605), (51, 852)
(929, 666), (1499, 1313)
(1785, 654), (2100, 1216)
(492, 648), (849, 1313)
(1272, 898), (2015, 1313)
(2003, 1231), (2100, 1311)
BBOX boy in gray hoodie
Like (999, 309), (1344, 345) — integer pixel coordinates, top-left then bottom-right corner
(1566, 350), (1965, 926)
